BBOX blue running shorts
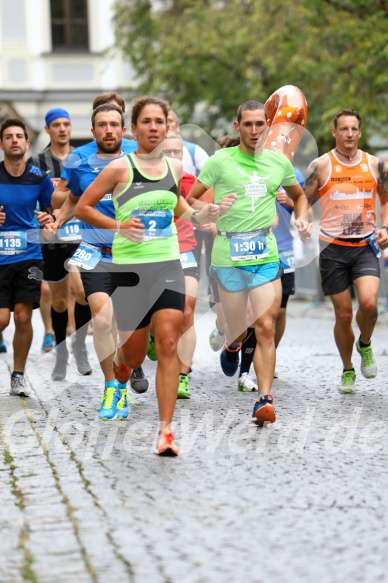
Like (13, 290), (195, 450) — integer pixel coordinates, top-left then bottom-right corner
(209, 262), (282, 293)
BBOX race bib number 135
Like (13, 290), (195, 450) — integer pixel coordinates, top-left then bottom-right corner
(0, 231), (27, 255)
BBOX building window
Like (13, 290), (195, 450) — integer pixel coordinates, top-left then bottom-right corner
(50, 0), (89, 50)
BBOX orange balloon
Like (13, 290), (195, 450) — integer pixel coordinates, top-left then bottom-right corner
(264, 85), (308, 162)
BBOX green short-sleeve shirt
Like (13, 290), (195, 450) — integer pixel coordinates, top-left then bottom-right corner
(198, 147), (296, 267)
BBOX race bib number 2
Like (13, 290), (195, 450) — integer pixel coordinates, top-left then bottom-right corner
(131, 210), (172, 241)
(0, 231), (27, 255)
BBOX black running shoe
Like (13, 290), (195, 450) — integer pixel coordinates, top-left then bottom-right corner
(130, 366), (149, 394)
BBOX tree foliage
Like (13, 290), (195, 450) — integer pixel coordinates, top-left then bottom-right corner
(112, 0), (388, 152)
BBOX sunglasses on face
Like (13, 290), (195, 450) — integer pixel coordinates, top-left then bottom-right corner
(162, 148), (183, 156)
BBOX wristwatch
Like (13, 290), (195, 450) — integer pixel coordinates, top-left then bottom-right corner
(381, 226), (388, 231)
(190, 210), (201, 225)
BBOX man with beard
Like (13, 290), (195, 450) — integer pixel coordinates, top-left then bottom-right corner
(27, 108), (92, 380)
(0, 118), (54, 396)
(45, 104), (140, 420)
(52, 92), (147, 394)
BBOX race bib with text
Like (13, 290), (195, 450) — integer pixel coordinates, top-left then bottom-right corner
(67, 242), (102, 270)
(131, 210), (172, 241)
(0, 231), (27, 255)
(230, 232), (268, 261)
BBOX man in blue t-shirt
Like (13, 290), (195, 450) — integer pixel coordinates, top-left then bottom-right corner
(0, 118), (54, 396)
(273, 167), (305, 346)
(46, 103), (148, 421)
(28, 107), (93, 381)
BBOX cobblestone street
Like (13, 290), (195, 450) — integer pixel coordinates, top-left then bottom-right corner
(1, 297), (388, 583)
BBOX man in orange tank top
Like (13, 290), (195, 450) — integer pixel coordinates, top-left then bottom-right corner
(304, 108), (388, 393)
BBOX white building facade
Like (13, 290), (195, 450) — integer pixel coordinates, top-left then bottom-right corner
(0, 0), (135, 151)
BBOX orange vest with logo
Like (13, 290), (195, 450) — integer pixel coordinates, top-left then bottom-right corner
(317, 150), (378, 247)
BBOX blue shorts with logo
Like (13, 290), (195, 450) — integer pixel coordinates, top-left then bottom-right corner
(209, 262), (282, 293)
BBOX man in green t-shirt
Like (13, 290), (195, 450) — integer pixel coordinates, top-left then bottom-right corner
(187, 100), (311, 426)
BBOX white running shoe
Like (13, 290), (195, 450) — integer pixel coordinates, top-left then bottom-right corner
(10, 374), (31, 397)
(237, 372), (257, 392)
(209, 326), (226, 352)
(356, 340), (377, 379)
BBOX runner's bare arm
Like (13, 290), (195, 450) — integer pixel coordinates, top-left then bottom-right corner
(283, 182), (309, 220)
(376, 158), (388, 199)
(52, 178), (71, 209)
(187, 180), (237, 216)
(75, 160), (127, 230)
(54, 193), (79, 228)
(375, 158), (388, 249)
(34, 210), (54, 227)
(284, 182), (312, 240)
(303, 159), (320, 205)
(44, 192), (79, 239)
(175, 194), (219, 224)
(186, 179), (209, 208)
(276, 189), (294, 208)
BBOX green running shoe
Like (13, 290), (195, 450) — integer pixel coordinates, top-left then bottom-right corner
(356, 339), (377, 379)
(147, 335), (157, 361)
(177, 374), (190, 399)
(338, 370), (356, 394)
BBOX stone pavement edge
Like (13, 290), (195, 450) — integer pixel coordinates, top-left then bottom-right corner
(1, 297), (388, 583)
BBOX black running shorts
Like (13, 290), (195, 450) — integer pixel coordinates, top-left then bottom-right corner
(80, 261), (114, 299)
(319, 241), (380, 296)
(280, 272), (295, 307)
(183, 265), (200, 281)
(112, 260), (185, 330)
(42, 242), (79, 283)
(0, 259), (44, 310)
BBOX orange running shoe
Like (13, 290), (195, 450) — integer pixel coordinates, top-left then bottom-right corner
(251, 393), (276, 427)
(154, 428), (179, 456)
(113, 354), (131, 384)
